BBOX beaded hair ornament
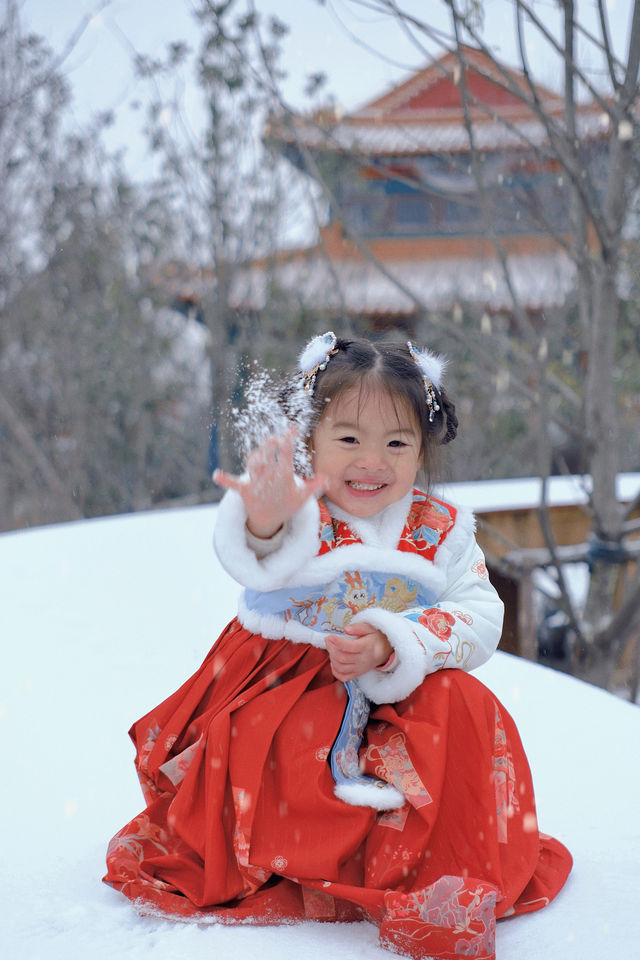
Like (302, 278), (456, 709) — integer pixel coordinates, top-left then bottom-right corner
(407, 340), (446, 422)
(298, 331), (445, 422)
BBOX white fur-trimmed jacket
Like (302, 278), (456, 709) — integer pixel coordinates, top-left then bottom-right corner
(213, 487), (503, 705)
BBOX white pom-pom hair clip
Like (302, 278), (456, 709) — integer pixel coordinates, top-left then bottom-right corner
(298, 330), (338, 393)
(407, 341), (446, 422)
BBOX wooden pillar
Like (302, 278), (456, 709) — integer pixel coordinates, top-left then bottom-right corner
(518, 571), (538, 661)
(489, 567), (519, 655)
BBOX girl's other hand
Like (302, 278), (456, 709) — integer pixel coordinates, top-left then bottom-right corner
(213, 426), (327, 539)
(325, 622), (393, 682)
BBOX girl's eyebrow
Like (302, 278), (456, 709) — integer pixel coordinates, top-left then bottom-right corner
(329, 420), (417, 436)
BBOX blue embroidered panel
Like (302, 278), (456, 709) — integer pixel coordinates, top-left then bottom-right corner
(330, 681), (372, 783)
(244, 571), (438, 634)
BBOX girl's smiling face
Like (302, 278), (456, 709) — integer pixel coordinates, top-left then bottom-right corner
(311, 383), (422, 517)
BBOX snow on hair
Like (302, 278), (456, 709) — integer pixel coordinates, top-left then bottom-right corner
(298, 331), (337, 373)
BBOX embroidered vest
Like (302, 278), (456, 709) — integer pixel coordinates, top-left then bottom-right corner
(243, 490), (457, 642)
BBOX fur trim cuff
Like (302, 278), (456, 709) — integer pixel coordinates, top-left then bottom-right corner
(213, 488), (320, 591)
(353, 608), (431, 703)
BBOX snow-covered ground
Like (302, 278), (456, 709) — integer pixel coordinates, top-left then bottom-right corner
(2, 504), (639, 959)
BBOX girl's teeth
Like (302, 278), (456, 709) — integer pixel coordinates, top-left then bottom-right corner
(349, 482), (383, 491)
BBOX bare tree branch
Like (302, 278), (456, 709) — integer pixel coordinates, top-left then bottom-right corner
(0, 388), (82, 519)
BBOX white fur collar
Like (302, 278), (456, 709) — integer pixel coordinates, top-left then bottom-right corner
(325, 491), (413, 549)
(215, 484), (475, 600)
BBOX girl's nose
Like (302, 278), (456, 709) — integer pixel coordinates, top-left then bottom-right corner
(354, 445), (386, 471)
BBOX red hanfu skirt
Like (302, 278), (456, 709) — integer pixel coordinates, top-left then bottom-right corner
(104, 620), (572, 959)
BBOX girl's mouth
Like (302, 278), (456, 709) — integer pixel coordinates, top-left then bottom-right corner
(346, 481), (386, 492)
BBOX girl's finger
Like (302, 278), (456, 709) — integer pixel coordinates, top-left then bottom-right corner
(213, 468), (244, 491)
(344, 622), (372, 637)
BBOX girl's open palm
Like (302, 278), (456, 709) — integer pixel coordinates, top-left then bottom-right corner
(214, 427), (327, 538)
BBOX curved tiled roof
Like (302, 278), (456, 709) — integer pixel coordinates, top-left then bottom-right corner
(270, 46), (609, 158)
(275, 110), (608, 157)
(228, 250), (576, 315)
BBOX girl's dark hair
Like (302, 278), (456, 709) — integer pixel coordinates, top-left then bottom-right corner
(286, 336), (458, 487)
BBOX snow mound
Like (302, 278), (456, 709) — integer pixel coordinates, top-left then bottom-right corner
(1, 505), (638, 959)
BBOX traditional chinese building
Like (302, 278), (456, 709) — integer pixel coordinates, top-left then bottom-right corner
(230, 45), (608, 328)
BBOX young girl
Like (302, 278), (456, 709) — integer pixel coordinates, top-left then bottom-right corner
(104, 333), (572, 960)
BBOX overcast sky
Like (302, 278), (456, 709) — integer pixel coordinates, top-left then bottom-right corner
(20, 0), (634, 180)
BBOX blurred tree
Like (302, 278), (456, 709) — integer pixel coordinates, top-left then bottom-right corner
(135, 0), (315, 474)
(0, 1), (211, 529)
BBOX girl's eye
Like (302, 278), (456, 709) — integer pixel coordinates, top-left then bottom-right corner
(388, 440), (407, 448)
(339, 436), (358, 444)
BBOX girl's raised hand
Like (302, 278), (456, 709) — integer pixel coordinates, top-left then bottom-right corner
(213, 427), (327, 539)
